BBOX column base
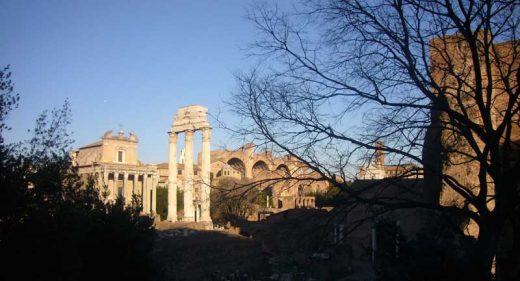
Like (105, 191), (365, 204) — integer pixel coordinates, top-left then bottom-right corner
(200, 220), (213, 230)
(200, 216), (212, 223)
(167, 208), (177, 222)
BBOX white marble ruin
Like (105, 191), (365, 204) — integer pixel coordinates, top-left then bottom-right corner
(167, 105), (212, 224)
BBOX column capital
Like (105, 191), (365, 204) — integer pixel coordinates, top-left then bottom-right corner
(202, 127), (212, 141)
(185, 129), (194, 140)
(168, 131), (178, 142)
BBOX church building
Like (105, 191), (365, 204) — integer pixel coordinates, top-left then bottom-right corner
(71, 130), (159, 214)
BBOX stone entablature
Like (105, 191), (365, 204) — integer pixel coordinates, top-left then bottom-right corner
(170, 105), (211, 133)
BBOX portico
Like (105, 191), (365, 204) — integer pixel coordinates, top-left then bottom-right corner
(97, 166), (157, 214)
(72, 130), (159, 215)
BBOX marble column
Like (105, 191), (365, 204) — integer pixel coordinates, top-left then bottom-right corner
(183, 130), (194, 221)
(167, 132), (178, 221)
(143, 173), (149, 214)
(113, 172), (119, 200)
(123, 172), (130, 204)
(200, 127), (212, 222)
(132, 174), (137, 196)
(138, 174), (143, 196)
(151, 175), (157, 214)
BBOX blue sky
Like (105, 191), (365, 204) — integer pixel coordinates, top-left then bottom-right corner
(0, 0), (271, 163)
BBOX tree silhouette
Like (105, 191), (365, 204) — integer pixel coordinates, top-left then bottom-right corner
(0, 66), (156, 281)
(231, 1), (519, 280)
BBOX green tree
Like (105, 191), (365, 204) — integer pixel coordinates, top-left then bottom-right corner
(153, 186), (184, 221)
(156, 186), (168, 220)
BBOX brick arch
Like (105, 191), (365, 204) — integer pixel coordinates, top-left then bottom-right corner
(275, 164), (290, 176)
(252, 160), (269, 177)
(227, 157), (246, 177)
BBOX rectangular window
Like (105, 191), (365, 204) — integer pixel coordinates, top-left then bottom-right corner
(178, 170), (182, 175)
(118, 151), (123, 163)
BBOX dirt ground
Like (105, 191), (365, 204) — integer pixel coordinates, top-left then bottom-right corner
(153, 228), (266, 281)
(152, 210), (372, 281)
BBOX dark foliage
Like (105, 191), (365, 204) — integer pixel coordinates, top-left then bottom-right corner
(156, 186), (168, 221)
(307, 185), (343, 207)
(0, 66), (156, 281)
(156, 186), (184, 221)
(374, 214), (480, 281)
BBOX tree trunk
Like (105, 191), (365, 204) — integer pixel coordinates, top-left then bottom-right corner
(495, 208), (520, 280)
(494, 168), (520, 281)
(473, 220), (498, 281)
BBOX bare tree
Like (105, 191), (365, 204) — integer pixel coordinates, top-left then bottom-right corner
(211, 177), (261, 222)
(230, 1), (519, 280)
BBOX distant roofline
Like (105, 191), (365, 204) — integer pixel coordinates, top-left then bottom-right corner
(79, 140), (102, 149)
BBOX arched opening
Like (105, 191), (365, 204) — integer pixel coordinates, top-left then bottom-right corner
(252, 160), (269, 177)
(275, 164), (290, 177)
(227, 158), (245, 177)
